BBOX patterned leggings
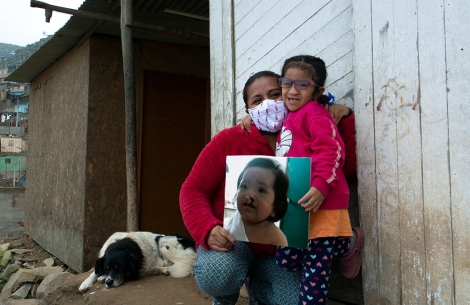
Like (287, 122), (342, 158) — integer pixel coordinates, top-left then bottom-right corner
(195, 241), (302, 305)
(276, 237), (351, 305)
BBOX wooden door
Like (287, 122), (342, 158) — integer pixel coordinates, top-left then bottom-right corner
(139, 70), (209, 237)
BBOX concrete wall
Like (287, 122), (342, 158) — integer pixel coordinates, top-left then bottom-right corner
(82, 35), (127, 270)
(26, 39), (89, 272)
(26, 35), (128, 272)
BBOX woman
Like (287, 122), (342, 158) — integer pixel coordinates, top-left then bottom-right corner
(179, 71), (355, 305)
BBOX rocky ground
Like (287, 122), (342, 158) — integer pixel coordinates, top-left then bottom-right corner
(0, 234), (250, 305)
(0, 188), (348, 305)
(0, 187), (247, 305)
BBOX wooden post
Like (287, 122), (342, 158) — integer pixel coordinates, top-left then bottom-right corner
(121, 0), (138, 232)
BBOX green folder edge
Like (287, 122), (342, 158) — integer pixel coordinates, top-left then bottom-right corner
(279, 157), (311, 249)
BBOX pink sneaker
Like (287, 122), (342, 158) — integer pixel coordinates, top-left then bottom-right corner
(338, 227), (364, 279)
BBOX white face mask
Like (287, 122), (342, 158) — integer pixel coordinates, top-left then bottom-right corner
(248, 99), (288, 132)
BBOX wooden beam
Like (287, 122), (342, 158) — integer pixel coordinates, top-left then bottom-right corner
(121, 0), (138, 232)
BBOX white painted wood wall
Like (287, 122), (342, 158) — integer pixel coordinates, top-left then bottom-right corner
(210, 0), (354, 133)
(354, 0), (470, 304)
(210, 0), (470, 303)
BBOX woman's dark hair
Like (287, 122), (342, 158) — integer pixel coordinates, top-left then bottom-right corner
(243, 70), (281, 108)
(281, 55), (329, 104)
(236, 158), (289, 222)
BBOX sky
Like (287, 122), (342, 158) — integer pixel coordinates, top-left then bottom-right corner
(0, 0), (85, 47)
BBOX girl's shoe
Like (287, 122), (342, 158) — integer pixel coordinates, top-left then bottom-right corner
(338, 227), (364, 279)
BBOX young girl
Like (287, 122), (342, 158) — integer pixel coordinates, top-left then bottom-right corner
(274, 55), (364, 304)
(226, 157), (289, 246)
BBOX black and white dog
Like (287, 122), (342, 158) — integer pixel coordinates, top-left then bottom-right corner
(79, 232), (197, 292)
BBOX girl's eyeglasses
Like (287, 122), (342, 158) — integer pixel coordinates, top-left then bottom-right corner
(278, 78), (320, 91)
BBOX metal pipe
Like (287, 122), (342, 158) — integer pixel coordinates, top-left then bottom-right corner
(121, 0), (138, 232)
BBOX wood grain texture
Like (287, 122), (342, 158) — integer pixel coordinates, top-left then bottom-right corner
(210, 0), (235, 135)
(391, 0), (427, 303)
(445, 0), (470, 303)
(352, 0), (379, 303)
(418, 1), (454, 304)
(233, 0), (262, 25)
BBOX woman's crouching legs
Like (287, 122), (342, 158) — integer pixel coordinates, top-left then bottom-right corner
(194, 242), (254, 304)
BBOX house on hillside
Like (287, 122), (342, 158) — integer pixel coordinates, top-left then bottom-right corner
(0, 137), (26, 153)
(0, 154), (26, 185)
(6, 0), (470, 304)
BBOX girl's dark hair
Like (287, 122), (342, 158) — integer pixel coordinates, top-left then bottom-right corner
(236, 158), (289, 222)
(243, 70), (281, 108)
(281, 55), (329, 104)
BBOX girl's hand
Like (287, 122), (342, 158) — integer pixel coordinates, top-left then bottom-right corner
(206, 225), (236, 252)
(240, 115), (253, 132)
(298, 187), (325, 213)
(326, 104), (350, 124)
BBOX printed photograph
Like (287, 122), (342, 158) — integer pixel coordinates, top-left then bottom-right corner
(224, 156), (311, 248)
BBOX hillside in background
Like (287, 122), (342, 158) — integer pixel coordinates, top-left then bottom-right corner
(0, 43), (22, 58)
(1, 36), (52, 70)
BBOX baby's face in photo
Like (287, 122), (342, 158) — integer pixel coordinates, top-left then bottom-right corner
(237, 167), (276, 223)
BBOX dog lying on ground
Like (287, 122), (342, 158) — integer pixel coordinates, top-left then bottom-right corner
(79, 231), (197, 292)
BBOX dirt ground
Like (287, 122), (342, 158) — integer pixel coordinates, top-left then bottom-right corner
(50, 270), (228, 305)
(0, 188), (227, 305)
(1, 235), (249, 305)
(2, 234), (348, 305)
(0, 188), (349, 305)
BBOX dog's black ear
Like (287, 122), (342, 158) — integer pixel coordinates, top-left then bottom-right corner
(94, 257), (106, 275)
(125, 251), (141, 280)
(155, 235), (163, 244)
(177, 237), (196, 250)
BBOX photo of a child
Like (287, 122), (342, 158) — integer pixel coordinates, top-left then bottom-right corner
(224, 156), (310, 248)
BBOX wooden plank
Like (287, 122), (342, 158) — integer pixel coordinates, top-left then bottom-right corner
(417, 1), (454, 303)
(325, 71), (353, 108)
(233, 0), (262, 25)
(325, 51), (353, 87)
(391, 0), (426, 303)
(371, 0), (402, 303)
(352, 1), (379, 303)
(234, 4), (351, 90)
(209, 0), (235, 135)
(234, 0), (282, 41)
(235, 0), (328, 75)
(317, 30), (353, 75)
(445, 0), (470, 303)
(235, 0), (302, 48)
(270, 6), (352, 72)
(233, 0), (243, 9)
(236, 5), (351, 88)
(234, 2), (351, 119)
